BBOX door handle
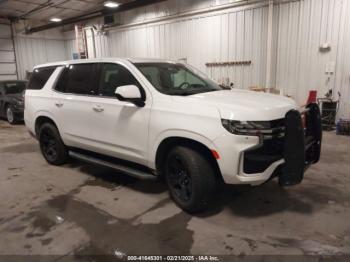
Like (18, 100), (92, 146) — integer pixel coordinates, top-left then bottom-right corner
(92, 105), (104, 112)
(55, 102), (63, 107)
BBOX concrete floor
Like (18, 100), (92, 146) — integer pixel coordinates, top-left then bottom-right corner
(0, 120), (350, 260)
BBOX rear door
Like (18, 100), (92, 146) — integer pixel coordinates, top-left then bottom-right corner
(52, 63), (98, 148)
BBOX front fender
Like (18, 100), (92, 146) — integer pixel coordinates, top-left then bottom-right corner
(148, 129), (219, 170)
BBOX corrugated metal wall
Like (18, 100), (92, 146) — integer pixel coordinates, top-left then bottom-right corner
(0, 23), (17, 81)
(275, 0), (350, 118)
(11, 0), (350, 117)
(91, 0), (349, 117)
(14, 35), (66, 80)
(65, 37), (76, 60)
(106, 2), (270, 90)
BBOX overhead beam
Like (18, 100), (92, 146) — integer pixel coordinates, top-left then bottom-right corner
(24, 0), (166, 34)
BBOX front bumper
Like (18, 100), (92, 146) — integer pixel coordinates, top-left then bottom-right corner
(214, 103), (322, 186)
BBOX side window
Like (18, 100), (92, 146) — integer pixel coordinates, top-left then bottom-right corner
(27, 66), (57, 90)
(98, 63), (143, 98)
(55, 64), (95, 95)
(0, 86), (4, 96)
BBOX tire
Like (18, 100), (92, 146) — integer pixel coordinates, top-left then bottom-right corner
(164, 146), (217, 213)
(38, 123), (68, 165)
(6, 106), (16, 125)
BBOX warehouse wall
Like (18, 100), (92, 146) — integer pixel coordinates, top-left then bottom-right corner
(64, 0), (272, 90)
(12, 27), (67, 80)
(0, 22), (17, 81)
(275, 0), (350, 118)
(107, 4), (271, 90)
(86, 0), (350, 117)
(15, 36), (66, 80)
(46, 0), (350, 118)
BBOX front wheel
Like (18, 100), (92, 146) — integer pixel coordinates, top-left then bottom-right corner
(38, 123), (68, 165)
(164, 146), (217, 213)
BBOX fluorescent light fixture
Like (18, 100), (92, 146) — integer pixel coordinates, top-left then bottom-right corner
(104, 1), (119, 8)
(50, 17), (62, 22)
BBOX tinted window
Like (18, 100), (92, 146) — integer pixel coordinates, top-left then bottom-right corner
(55, 64), (95, 95)
(27, 67), (56, 90)
(98, 63), (143, 98)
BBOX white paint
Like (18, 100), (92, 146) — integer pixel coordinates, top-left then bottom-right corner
(25, 58), (299, 186)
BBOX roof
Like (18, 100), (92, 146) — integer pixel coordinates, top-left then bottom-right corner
(33, 57), (178, 69)
(127, 58), (176, 64)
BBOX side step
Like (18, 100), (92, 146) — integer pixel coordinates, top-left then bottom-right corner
(69, 151), (156, 180)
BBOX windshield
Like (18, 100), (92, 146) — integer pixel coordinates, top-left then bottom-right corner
(5, 82), (26, 94)
(134, 63), (222, 96)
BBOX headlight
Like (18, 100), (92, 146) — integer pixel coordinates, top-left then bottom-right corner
(221, 119), (284, 137)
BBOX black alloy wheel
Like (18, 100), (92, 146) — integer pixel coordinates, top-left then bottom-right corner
(164, 146), (217, 213)
(39, 123), (68, 165)
(166, 154), (193, 203)
(40, 127), (58, 162)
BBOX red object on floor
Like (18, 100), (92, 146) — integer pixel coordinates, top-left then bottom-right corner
(307, 90), (317, 104)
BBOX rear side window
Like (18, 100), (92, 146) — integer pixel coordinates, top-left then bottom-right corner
(55, 64), (95, 95)
(27, 66), (56, 90)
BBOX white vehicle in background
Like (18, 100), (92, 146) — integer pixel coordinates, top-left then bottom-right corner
(24, 58), (322, 212)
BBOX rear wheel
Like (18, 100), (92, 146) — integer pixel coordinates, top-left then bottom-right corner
(164, 146), (217, 213)
(6, 106), (16, 125)
(39, 123), (68, 165)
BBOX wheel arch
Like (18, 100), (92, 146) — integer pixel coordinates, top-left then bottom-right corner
(154, 136), (222, 180)
(34, 115), (59, 137)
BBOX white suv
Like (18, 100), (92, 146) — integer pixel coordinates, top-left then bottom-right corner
(25, 58), (322, 212)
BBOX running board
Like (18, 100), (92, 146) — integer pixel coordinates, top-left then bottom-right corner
(69, 151), (156, 180)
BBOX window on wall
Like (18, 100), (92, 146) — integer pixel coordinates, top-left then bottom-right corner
(98, 63), (143, 98)
(27, 66), (57, 90)
(55, 64), (95, 95)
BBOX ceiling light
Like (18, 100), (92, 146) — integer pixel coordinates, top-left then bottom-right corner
(104, 1), (119, 8)
(50, 17), (62, 22)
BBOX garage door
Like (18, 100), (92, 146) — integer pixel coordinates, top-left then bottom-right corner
(0, 23), (17, 81)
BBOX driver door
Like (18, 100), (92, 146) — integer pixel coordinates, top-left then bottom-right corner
(88, 63), (151, 166)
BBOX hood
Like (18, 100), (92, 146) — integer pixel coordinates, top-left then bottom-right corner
(174, 89), (299, 121)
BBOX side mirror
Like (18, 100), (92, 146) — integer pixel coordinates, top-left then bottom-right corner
(115, 85), (144, 107)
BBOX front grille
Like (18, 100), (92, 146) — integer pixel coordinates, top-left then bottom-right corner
(243, 118), (285, 174)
